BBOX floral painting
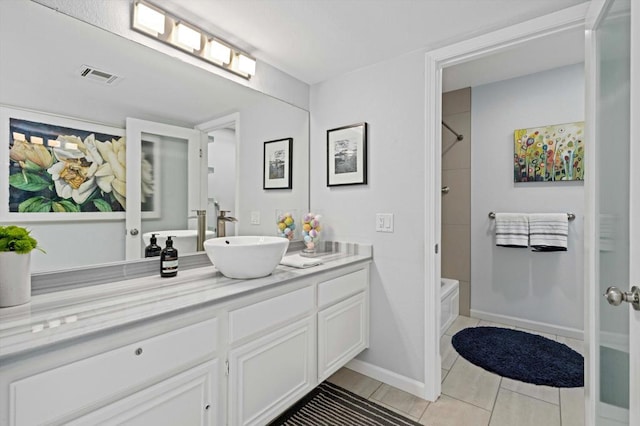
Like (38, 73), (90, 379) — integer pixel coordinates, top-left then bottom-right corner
(7, 117), (138, 214)
(514, 121), (584, 182)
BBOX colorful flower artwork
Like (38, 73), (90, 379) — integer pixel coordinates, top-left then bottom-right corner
(514, 121), (584, 182)
(8, 118), (129, 213)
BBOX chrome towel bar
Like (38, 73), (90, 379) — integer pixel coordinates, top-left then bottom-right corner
(488, 212), (576, 221)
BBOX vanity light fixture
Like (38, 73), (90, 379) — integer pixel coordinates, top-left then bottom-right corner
(237, 53), (257, 76)
(134, 1), (165, 36)
(132, 0), (256, 79)
(207, 39), (232, 64)
(175, 22), (201, 52)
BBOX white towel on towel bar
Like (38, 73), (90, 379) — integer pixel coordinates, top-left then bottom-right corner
(494, 213), (529, 248)
(529, 213), (568, 251)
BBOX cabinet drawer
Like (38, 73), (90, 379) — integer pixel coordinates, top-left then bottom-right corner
(318, 268), (368, 308)
(10, 318), (218, 426)
(229, 286), (314, 344)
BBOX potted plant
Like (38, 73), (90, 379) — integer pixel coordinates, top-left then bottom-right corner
(0, 225), (44, 307)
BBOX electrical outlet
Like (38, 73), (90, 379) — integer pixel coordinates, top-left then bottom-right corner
(250, 211), (260, 225)
(375, 213), (394, 232)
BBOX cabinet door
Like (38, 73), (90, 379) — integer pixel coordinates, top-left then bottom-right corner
(68, 360), (218, 426)
(318, 291), (368, 381)
(228, 317), (315, 426)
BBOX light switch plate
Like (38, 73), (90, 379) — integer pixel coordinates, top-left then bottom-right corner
(375, 213), (394, 233)
(250, 211), (260, 225)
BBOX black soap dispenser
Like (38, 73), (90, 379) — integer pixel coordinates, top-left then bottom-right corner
(160, 236), (179, 277)
(145, 233), (162, 258)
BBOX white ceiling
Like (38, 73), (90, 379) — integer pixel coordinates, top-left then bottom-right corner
(443, 24), (585, 92)
(155, 0), (589, 85)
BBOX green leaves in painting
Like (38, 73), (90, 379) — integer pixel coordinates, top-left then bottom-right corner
(18, 196), (52, 213)
(92, 199), (112, 212)
(9, 172), (51, 192)
(52, 200), (80, 212)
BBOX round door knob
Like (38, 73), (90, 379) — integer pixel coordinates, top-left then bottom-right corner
(604, 286), (624, 306)
(604, 286), (640, 310)
(130, 228), (139, 236)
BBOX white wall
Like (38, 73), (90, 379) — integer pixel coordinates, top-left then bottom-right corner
(471, 63), (585, 332)
(311, 50), (427, 384)
(33, 0), (310, 110)
(237, 96), (310, 238)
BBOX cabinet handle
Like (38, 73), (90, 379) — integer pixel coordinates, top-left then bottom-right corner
(134, 347), (143, 356)
(205, 404), (211, 411)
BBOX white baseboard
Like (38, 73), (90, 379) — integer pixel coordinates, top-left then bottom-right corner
(345, 358), (429, 400)
(599, 331), (629, 353)
(470, 309), (584, 340)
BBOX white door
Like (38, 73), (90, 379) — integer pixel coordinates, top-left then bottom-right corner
(587, 0), (639, 424)
(125, 118), (205, 260)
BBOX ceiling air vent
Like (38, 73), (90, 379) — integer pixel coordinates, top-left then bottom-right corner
(79, 65), (121, 85)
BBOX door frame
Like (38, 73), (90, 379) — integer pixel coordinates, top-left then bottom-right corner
(196, 112), (241, 236)
(422, 4), (589, 401)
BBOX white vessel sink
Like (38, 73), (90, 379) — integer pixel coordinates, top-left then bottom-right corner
(204, 236), (289, 279)
(142, 230), (215, 254)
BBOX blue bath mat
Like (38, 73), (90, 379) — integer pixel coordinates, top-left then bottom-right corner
(451, 327), (584, 387)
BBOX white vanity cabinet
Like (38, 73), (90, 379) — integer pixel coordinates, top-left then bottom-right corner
(7, 318), (220, 426)
(1, 259), (370, 426)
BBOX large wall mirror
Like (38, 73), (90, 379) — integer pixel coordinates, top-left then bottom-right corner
(0, 1), (310, 273)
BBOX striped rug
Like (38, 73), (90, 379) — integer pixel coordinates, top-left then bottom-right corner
(269, 382), (422, 426)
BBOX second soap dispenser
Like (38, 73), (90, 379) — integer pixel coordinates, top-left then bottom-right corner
(145, 233), (162, 258)
(160, 236), (179, 277)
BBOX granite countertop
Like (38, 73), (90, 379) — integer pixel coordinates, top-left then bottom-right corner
(0, 245), (371, 360)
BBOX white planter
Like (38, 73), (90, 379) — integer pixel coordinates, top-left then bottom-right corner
(0, 251), (31, 307)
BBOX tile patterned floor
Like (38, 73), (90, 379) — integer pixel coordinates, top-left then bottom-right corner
(327, 315), (585, 426)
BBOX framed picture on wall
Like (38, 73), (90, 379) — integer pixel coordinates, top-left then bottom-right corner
(327, 122), (367, 186)
(263, 137), (293, 189)
(1, 106), (127, 221)
(514, 121), (584, 182)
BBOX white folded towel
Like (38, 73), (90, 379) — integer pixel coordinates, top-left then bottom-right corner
(494, 213), (529, 248)
(280, 254), (324, 268)
(529, 213), (568, 251)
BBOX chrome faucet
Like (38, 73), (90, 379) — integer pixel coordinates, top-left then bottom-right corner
(195, 210), (207, 251)
(217, 210), (238, 238)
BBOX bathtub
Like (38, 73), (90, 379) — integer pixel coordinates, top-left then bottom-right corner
(441, 278), (460, 336)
